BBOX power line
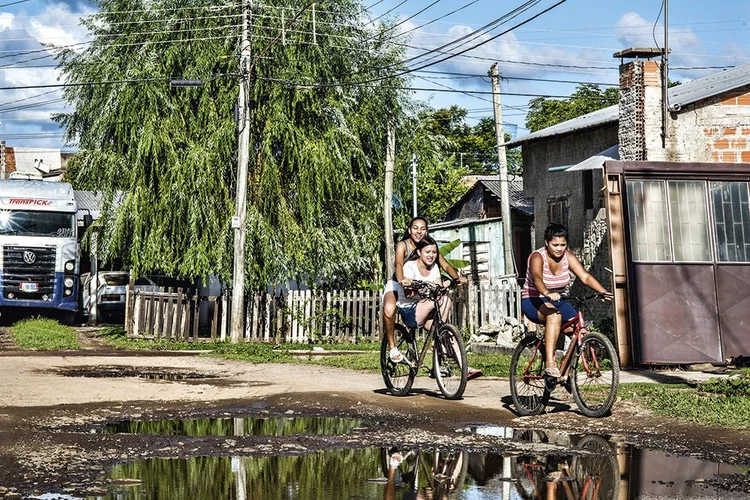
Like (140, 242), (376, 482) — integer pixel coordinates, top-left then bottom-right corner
(363, 0), (411, 26)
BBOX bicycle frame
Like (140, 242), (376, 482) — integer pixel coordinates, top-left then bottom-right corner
(405, 285), (449, 374)
(523, 298), (597, 384)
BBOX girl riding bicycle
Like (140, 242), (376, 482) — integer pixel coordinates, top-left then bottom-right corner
(396, 236), (453, 334)
(521, 223), (611, 378)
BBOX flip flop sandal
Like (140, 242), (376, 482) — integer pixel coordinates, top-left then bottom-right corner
(389, 347), (404, 363)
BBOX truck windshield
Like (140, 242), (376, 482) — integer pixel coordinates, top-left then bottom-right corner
(0, 210), (76, 238)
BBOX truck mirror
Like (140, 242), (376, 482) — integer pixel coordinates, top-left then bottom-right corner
(83, 214), (93, 229)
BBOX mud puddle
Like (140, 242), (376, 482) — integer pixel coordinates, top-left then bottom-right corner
(28, 437), (749, 499)
(55, 365), (219, 380)
(24, 418), (750, 500)
(101, 415), (363, 437)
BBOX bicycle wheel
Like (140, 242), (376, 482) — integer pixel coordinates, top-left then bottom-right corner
(433, 324), (468, 400)
(381, 324), (417, 396)
(572, 435), (621, 500)
(571, 332), (620, 418)
(509, 335), (550, 416)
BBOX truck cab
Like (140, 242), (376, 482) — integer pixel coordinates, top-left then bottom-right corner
(0, 180), (79, 324)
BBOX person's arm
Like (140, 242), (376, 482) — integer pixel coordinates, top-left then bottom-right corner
(567, 250), (610, 294)
(395, 241), (408, 285)
(437, 253), (467, 284)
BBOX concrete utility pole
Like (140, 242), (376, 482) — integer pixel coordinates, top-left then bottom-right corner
(489, 63), (515, 277)
(0, 141), (5, 180)
(384, 119), (396, 281)
(230, 0), (253, 343)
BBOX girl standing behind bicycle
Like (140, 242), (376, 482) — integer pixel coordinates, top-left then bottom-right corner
(521, 223), (610, 378)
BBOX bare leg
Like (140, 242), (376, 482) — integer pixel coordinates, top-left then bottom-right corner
(383, 291), (398, 350)
(415, 299), (436, 328)
(537, 304), (562, 372)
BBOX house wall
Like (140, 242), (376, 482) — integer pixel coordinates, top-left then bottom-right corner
(521, 123), (618, 252)
(620, 60), (750, 163)
(430, 221), (505, 284)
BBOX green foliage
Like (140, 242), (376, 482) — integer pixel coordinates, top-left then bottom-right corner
(440, 239), (470, 271)
(698, 373), (750, 397)
(391, 107), (470, 228)
(467, 352), (513, 377)
(56, 0), (408, 289)
(11, 318), (80, 350)
(525, 84), (618, 133)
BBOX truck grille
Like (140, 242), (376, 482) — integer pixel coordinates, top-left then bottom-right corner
(2, 246), (56, 300)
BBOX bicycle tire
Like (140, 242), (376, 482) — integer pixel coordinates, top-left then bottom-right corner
(433, 323), (468, 400)
(381, 324), (417, 396)
(571, 332), (620, 418)
(509, 335), (550, 416)
(573, 435), (621, 500)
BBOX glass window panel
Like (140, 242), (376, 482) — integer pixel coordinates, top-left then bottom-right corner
(668, 181), (711, 262)
(711, 181), (750, 262)
(626, 180), (672, 261)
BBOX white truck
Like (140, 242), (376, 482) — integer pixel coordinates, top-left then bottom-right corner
(0, 179), (81, 324)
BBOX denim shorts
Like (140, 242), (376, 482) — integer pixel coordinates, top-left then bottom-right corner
(521, 297), (577, 325)
(398, 304), (419, 329)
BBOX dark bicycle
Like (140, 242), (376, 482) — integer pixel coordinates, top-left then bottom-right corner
(510, 293), (620, 418)
(380, 280), (468, 400)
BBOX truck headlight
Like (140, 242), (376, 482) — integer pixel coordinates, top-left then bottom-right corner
(65, 260), (75, 272)
(64, 277), (74, 288)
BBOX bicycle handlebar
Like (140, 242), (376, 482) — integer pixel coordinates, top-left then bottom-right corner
(405, 279), (457, 298)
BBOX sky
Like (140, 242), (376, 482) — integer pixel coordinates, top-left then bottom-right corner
(0, 0), (749, 150)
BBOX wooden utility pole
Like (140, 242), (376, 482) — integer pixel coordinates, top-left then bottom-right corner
(230, 0), (253, 343)
(384, 119), (396, 280)
(0, 141), (5, 179)
(490, 63), (515, 277)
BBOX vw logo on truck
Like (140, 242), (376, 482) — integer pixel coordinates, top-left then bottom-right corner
(23, 250), (36, 264)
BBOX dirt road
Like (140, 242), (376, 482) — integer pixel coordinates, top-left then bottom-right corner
(0, 333), (749, 498)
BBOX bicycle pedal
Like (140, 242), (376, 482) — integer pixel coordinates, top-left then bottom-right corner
(544, 374), (558, 392)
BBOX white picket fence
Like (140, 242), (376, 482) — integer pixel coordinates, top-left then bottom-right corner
(126, 282), (522, 343)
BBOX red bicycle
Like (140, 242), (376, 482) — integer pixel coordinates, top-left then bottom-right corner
(510, 293), (620, 418)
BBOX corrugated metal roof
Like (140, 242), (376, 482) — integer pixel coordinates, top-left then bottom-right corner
(464, 175), (533, 215)
(74, 190), (124, 219)
(668, 63), (750, 111)
(566, 144), (620, 171)
(505, 105), (618, 147)
(506, 62), (750, 146)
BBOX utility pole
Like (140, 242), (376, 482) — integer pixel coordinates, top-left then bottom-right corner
(489, 63), (515, 277)
(661, 0), (669, 147)
(0, 141), (5, 179)
(410, 153), (417, 217)
(230, 0), (253, 343)
(384, 119), (396, 281)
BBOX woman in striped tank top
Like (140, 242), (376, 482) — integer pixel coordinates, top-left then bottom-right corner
(521, 223), (611, 378)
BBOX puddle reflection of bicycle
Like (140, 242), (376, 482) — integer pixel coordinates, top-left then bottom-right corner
(513, 433), (620, 500)
(380, 446), (468, 499)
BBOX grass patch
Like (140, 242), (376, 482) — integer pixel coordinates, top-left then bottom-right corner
(11, 318), (80, 350)
(620, 377), (750, 429)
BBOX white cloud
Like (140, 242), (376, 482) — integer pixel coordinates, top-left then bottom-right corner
(0, 12), (14, 31)
(28, 3), (92, 53)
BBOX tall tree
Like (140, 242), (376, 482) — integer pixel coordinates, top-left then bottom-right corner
(525, 84), (619, 133)
(57, 0), (407, 289)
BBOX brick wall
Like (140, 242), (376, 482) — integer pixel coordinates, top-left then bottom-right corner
(618, 58), (750, 163)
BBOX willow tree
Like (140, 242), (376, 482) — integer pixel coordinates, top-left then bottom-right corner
(56, 0), (407, 289)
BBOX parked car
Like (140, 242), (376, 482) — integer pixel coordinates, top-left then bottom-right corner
(80, 271), (158, 321)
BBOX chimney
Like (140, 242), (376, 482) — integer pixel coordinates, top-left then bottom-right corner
(615, 47), (665, 161)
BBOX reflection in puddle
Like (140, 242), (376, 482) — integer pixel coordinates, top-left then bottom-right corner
(103, 415), (363, 437)
(37, 432), (750, 499)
